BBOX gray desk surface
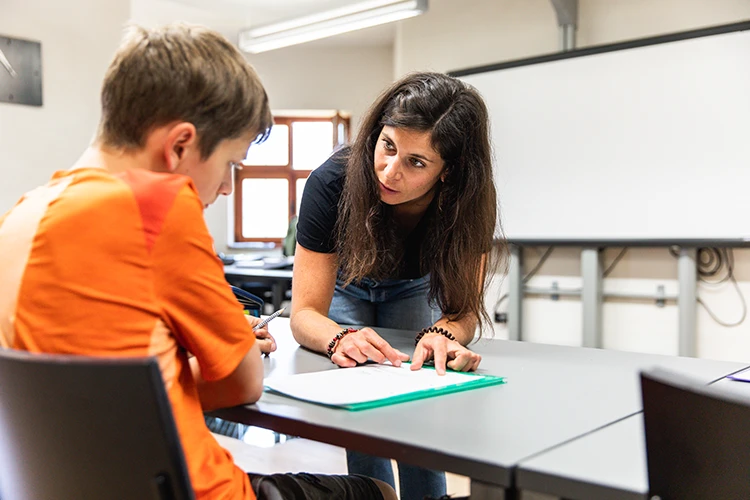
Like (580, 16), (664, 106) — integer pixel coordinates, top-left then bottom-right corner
(213, 319), (748, 489)
(516, 372), (750, 499)
(517, 414), (649, 500)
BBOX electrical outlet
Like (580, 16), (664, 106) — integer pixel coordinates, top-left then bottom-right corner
(494, 312), (508, 323)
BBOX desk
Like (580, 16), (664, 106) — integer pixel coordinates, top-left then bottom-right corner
(517, 414), (649, 500)
(224, 264), (293, 310)
(212, 319), (747, 497)
(514, 375), (750, 500)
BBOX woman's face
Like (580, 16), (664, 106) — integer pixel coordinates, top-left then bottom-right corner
(373, 126), (445, 210)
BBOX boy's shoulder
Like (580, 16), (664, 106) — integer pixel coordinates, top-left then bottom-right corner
(48, 167), (198, 199)
(36, 168), (205, 248)
(115, 169), (198, 199)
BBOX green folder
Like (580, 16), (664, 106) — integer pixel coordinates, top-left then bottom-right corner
(264, 363), (506, 411)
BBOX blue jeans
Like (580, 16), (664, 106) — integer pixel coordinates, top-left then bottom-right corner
(329, 275), (446, 500)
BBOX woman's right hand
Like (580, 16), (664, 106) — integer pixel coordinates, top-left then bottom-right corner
(330, 327), (410, 368)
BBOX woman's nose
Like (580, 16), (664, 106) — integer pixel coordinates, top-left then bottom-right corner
(383, 157), (401, 180)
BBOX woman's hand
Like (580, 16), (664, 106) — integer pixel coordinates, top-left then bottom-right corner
(331, 327), (410, 368)
(245, 316), (277, 355)
(410, 333), (482, 375)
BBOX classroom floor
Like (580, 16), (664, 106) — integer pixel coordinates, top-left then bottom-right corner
(215, 430), (470, 497)
(215, 429), (556, 499)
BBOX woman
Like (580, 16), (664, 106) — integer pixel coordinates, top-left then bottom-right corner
(290, 72), (506, 500)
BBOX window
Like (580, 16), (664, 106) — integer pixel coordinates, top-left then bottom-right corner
(233, 112), (350, 245)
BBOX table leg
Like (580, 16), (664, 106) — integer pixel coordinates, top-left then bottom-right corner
(677, 248), (697, 357)
(581, 247), (603, 348)
(507, 245), (523, 341)
(271, 281), (284, 311)
(470, 479), (508, 499)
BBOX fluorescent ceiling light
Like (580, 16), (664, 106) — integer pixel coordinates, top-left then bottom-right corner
(239, 0), (428, 54)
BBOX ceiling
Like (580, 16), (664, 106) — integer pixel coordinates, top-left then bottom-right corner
(131, 0), (398, 50)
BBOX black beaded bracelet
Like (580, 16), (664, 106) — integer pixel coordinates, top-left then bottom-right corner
(327, 328), (358, 359)
(414, 326), (457, 346)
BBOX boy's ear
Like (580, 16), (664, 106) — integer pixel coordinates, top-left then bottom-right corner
(164, 122), (198, 172)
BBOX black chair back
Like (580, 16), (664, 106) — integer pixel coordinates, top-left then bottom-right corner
(0, 349), (194, 500)
(641, 368), (750, 500)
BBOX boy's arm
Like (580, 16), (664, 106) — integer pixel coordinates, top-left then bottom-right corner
(190, 341), (263, 411)
(152, 181), (263, 409)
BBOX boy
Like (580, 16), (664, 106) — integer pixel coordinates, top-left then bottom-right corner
(0, 23), (394, 500)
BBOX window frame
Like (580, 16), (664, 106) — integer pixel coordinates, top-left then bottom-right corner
(233, 113), (350, 245)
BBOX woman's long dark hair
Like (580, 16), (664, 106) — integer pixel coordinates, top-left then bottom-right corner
(335, 72), (507, 337)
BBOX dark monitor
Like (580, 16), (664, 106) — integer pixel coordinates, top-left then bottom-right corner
(641, 368), (750, 500)
(0, 349), (194, 500)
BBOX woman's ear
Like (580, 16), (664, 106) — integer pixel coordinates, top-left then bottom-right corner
(164, 122), (197, 172)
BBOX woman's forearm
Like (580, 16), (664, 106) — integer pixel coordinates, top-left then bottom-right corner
(289, 245), (342, 354)
(290, 307), (347, 354)
(433, 314), (478, 346)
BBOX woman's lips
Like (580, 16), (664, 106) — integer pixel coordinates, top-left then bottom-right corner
(379, 182), (398, 194)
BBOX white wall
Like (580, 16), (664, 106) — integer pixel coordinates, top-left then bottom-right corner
(395, 0), (558, 76)
(129, 0), (251, 44)
(206, 43), (394, 251)
(0, 0), (130, 212)
(395, 0), (750, 75)
(395, 0), (750, 362)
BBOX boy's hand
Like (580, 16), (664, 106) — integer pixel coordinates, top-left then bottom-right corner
(245, 316), (277, 355)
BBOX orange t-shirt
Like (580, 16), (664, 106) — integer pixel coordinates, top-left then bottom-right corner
(0, 168), (257, 500)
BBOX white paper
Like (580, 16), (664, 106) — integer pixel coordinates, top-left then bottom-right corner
(264, 363), (488, 406)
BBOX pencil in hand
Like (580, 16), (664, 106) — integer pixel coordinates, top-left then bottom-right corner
(253, 307), (285, 331)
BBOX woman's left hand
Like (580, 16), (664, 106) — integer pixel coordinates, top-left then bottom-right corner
(410, 333), (482, 375)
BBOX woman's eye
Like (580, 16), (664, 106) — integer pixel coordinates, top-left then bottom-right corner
(410, 158), (425, 168)
(382, 140), (394, 151)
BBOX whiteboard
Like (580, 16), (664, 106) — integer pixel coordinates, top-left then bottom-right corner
(457, 26), (750, 242)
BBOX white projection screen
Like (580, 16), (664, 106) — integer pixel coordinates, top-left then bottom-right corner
(455, 24), (750, 243)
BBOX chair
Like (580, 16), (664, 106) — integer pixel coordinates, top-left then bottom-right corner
(641, 368), (750, 500)
(0, 349), (194, 500)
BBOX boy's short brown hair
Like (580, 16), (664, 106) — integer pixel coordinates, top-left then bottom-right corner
(97, 23), (272, 159)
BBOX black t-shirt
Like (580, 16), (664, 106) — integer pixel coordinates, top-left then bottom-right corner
(296, 153), (434, 280)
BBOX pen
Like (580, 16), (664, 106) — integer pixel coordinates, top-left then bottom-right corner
(253, 307), (285, 331)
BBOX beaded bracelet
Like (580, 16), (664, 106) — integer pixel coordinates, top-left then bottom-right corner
(414, 326), (457, 346)
(327, 328), (358, 359)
